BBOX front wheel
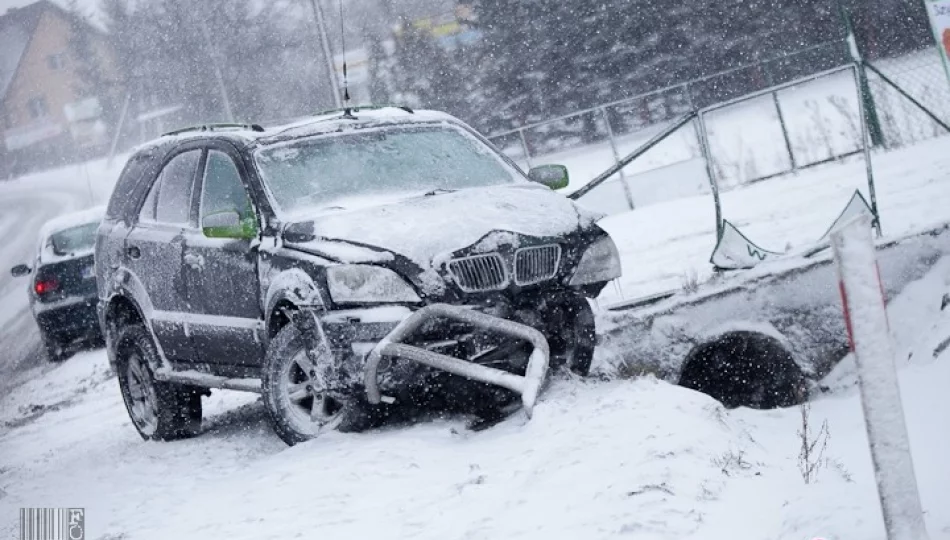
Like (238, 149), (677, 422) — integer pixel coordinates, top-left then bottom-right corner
(262, 323), (371, 446)
(546, 294), (596, 376)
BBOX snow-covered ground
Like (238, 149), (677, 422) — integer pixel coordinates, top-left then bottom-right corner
(0, 257), (948, 539)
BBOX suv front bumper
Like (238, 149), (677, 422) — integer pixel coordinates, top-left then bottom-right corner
(320, 304), (551, 417)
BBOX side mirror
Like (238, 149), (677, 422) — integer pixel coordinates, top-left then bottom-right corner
(202, 211), (256, 240)
(10, 264), (31, 277)
(528, 164), (570, 190)
(283, 221), (316, 243)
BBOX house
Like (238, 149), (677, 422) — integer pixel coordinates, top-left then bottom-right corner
(0, 0), (113, 175)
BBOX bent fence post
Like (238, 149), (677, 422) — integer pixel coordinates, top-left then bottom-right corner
(850, 64), (883, 237)
(831, 215), (929, 540)
(568, 111), (697, 201)
(599, 107), (634, 210)
(696, 111), (723, 241)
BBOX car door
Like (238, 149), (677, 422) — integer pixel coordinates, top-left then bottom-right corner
(181, 146), (265, 367)
(124, 148), (202, 363)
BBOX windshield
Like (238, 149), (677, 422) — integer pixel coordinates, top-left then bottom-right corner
(49, 223), (98, 256)
(254, 125), (524, 216)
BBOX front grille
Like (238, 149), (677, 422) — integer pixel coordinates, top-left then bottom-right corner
(514, 244), (561, 285)
(448, 254), (508, 292)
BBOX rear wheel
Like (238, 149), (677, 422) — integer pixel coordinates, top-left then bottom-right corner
(115, 324), (202, 440)
(41, 334), (66, 363)
(263, 323), (369, 446)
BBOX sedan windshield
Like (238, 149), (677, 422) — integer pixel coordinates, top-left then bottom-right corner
(49, 223), (97, 256)
(255, 125), (524, 216)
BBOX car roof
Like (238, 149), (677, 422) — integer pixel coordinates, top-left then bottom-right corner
(39, 206), (106, 240)
(134, 107), (464, 155)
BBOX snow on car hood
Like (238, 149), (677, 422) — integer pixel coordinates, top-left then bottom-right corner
(290, 184), (601, 267)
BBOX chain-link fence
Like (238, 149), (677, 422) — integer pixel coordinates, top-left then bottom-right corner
(488, 42), (862, 211)
(488, 42), (851, 170)
(853, 0), (950, 145)
(865, 47), (950, 147)
(489, 32), (950, 215)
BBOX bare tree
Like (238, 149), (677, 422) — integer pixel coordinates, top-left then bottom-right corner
(797, 401), (830, 484)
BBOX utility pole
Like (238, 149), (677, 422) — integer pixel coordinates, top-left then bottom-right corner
(198, 18), (235, 122)
(308, 0), (343, 108)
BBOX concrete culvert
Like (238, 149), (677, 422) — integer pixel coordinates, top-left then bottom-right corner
(678, 331), (807, 409)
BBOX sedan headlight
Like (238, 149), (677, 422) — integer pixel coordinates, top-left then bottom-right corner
(568, 236), (622, 286)
(326, 265), (421, 304)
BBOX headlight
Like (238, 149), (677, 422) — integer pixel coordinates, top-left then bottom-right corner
(326, 265), (421, 304)
(568, 236), (622, 286)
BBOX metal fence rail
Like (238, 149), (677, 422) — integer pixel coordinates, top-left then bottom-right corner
(489, 38), (950, 217)
(487, 42), (850, 178)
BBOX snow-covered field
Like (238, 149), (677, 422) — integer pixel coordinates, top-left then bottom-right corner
(1, 95), (949, 538)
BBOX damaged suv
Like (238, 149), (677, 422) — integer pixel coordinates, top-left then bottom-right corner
(96, 107), (621, 445)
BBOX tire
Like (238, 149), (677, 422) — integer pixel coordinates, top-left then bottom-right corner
(262, 323), (368, 446)
(546, 294), (596, 376)
(115, 324), (202, 440)
(42, 334), (66, 363)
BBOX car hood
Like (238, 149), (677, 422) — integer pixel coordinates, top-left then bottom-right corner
(285, 184), (602, 267)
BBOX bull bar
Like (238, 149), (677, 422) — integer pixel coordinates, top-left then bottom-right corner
(364, 304), (551, 417)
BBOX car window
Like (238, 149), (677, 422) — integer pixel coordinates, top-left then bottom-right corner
(108, 150), (158, 220)
(200, 150), (255, 224)
(138, 176), (160, 222)
(140, 150), (201, 225)
(50, 223), (98, 256)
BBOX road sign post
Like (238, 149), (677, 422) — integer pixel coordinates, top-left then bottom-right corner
(831, 215), (929, 540)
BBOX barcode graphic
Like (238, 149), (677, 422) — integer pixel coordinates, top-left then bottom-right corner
(18, 508), (84, 540)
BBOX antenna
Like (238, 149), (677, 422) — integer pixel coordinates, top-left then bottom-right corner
(338, 0), (354, 118)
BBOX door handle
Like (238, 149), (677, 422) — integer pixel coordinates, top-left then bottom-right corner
(184, 252), (205, 269)
(126, 245), (141, 260)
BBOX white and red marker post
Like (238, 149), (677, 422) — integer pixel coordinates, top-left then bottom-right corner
(831, 215), (929, 540)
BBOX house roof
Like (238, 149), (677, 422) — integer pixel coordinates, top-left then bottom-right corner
(0, 1), (48, 103)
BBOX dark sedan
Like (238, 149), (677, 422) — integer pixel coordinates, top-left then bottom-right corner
(10, 207), (105, 361)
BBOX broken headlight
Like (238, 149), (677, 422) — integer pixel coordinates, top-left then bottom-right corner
(327, 265), (421, 304)
(568, 236), (622, 286)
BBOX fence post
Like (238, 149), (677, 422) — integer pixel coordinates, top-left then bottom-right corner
(830, 215), (929, 540)
(600, 107), (635, 210)
(771, 90), (797, 172)
(851, 65), (883, 237)
(837, 1), (885, 147)
(518, 129), (533, 170)
(696, 111), (723, 240)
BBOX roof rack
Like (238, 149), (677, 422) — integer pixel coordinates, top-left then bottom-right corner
(313, 104), (415, 117)
(162, 123), (265, 137)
